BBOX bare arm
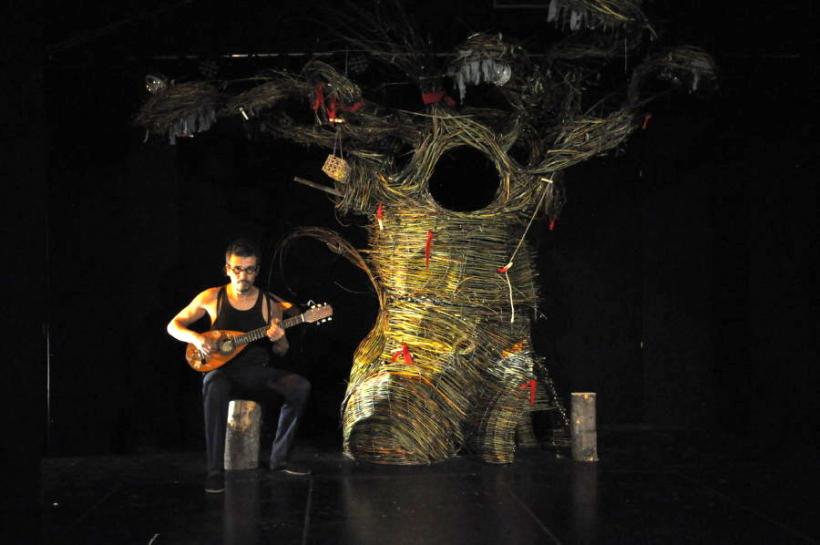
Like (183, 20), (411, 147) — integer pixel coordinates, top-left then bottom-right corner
(271, 331), (289, 357)
(265, 293), (290, 357)
(167, 289), (216, 355)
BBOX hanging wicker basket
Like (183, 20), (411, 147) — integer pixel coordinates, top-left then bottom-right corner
(322, 154), (350, 183)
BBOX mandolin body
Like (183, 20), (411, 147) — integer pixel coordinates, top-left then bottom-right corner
(185, 330), (248, 372)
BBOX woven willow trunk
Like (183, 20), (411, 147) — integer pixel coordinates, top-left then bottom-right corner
(341, 203), (542, 464)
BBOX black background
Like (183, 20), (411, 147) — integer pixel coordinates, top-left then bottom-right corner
(2, 1), (816, 532)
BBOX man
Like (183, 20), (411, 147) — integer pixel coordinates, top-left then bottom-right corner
(167, 239), (311, 494)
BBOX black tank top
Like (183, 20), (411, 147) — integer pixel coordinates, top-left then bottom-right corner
(212, 287), (271, 368)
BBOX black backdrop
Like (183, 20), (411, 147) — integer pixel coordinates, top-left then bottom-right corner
(8, 1), (816, 467)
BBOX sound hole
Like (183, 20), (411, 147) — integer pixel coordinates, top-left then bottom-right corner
(219, 339), (234, 354)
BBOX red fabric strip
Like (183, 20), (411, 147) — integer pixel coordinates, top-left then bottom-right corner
(421, 90), (445, 104)
(425, 230), (434, 269)
(311, 83), (324, 112)
(390, 343), (414, 364)
(342, 101), (364, 113)
(327, 96), (338, 121)
(519, 379), (537, 406)
(421, 90), (456, 107)
(402, 344), (414, 364)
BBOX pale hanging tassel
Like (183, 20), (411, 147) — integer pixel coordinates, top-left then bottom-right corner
(453, 59), (512, 101)
(504, 271), (515, 324)
(496, 176), (555, 323)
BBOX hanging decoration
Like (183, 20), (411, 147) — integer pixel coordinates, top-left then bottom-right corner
(144, 74), (168, 95)
(322, 126), (351, 183)
(546, 0), (652, 33)
(136, 81), (222, 144)
(448, 33), (516, 102)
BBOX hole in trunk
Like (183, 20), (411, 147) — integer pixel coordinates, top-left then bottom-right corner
(428, 147), (499, 211)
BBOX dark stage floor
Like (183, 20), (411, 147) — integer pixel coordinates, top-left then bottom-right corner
(42, 429), (818, 545)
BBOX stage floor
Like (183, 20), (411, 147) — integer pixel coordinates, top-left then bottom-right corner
(42, 429), (818, 544)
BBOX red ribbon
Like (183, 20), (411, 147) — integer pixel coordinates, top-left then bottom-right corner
(425, 230), (434, 269)
(327, 96), (338, 121)
(311, 83), (325, 112)
(519, 379), (537, 406)
(376, 203), (384, 230)
(391, 343), (414, 364)
(548, 217), (557, 231)
(421, 90), (456, 108)
(342, 101), (364, 113)
(311, 83), (363, 120)
(641, 112), (653, 130)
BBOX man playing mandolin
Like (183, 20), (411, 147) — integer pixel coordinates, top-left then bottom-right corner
(167, 239), (312, 493)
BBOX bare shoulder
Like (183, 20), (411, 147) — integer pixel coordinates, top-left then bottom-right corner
(192, 286), (224, 313)
(267, 291), (295, 311)
(170, 286), (223, 327)
(196, 286), (222, 305)
(187, 286), (223, 323)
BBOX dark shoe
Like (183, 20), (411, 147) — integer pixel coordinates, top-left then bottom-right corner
(272, 462), (311, 476)
(204, 471), (225, 493)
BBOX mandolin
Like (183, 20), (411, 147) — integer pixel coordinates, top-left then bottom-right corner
(185, 303), (333, 372)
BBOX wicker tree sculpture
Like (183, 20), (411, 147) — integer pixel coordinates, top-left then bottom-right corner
(137, 0), (715, 464)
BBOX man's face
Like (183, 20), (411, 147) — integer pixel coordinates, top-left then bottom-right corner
(225, 254), (259, 295)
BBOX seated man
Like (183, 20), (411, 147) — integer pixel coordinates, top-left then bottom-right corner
(167, 239), (311, 493)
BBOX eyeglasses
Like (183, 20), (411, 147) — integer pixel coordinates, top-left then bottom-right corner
(226, 264), (259, 275)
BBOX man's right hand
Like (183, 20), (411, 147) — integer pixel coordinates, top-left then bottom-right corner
(194, 335), (215, 357)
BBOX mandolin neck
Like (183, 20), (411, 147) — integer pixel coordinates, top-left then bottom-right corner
(232, 314), (304, 346)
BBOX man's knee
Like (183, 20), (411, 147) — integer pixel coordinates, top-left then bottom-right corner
(203, 372), (231, 400)
(287, 375), (311, 405)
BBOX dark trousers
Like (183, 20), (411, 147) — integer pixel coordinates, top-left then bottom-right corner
(202, 365), (311, 472)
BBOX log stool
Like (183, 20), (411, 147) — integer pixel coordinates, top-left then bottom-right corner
(570, 392), (599, 462)
(224, 400), (262, 470)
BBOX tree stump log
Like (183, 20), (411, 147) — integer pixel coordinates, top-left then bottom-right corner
(225, 400), (261, 470)
(571, 392), (599, 462)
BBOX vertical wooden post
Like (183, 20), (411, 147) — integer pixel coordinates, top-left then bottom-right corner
(571, 392), (599, 462)
(225, 400), (261, 470)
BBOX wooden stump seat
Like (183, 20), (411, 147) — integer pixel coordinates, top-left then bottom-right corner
(224, 400), (262, 470)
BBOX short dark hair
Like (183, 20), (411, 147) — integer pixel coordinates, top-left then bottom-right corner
(225, 238), (261, 260)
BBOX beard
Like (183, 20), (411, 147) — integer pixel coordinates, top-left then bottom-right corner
(235, 280), (252, 294)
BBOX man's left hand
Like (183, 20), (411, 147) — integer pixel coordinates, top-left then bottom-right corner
(266, 319), (285, 342)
